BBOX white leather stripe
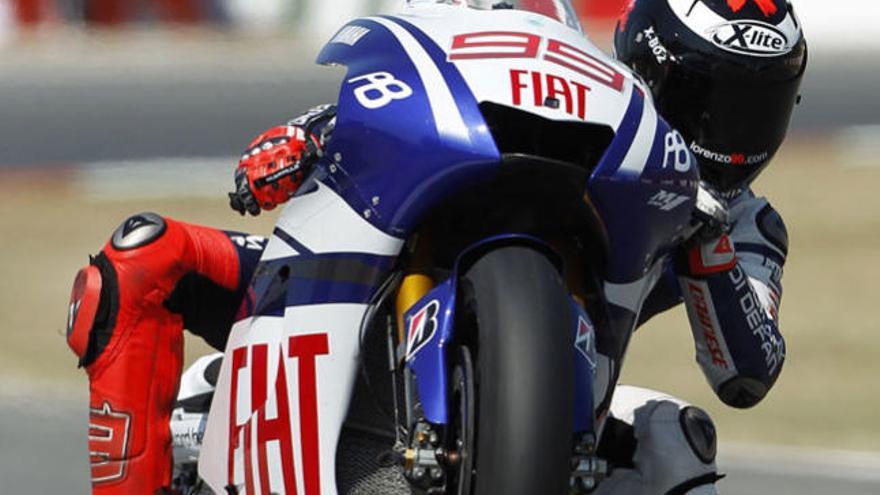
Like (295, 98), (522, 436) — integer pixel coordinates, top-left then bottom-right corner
(617, 94), (658, 175)
(749, 277), (779, 320)
(366, 16), (471, 142)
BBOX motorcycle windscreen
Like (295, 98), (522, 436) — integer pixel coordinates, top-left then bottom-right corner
(460, 0), (584, 32)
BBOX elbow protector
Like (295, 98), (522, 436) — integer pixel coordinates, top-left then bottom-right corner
(717, 376), (769, 409)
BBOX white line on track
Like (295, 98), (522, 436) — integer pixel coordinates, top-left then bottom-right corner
(720, 442), (880, 483)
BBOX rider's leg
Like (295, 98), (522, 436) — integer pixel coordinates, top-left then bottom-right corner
(66, 213), (264, 494)
(594, 385), (723, 495)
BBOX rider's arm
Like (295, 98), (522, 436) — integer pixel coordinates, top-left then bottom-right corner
(158, 104), (338, 347)
(677, 190), (788, 409)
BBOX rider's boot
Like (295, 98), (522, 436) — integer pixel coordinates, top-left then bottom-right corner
(65, 213), (264, 494)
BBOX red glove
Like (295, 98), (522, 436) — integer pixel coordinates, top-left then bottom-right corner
(229, 125), (314, 216)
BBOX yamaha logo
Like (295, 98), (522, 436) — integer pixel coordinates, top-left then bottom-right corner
(709, 20), (791, 57)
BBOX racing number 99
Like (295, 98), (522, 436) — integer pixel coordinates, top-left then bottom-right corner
(449, 31), (625, 93)
(449, 31), (542, 59)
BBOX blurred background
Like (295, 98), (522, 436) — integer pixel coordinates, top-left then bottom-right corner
(1, 0), (878, 493)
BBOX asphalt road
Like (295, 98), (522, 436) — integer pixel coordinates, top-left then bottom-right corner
(0, 68), (342, 167)
(2, 393), (878, 494)
(0, 43), (877, 168)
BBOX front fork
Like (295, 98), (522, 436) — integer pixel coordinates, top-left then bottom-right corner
(391, 231), (609, 493)
(395, 230), (436, 435)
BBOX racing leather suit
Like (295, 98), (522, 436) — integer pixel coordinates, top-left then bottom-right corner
(66, 109), (331, 494)
(590, 190), (789, 494)
(67, 108), (786, 493)
(66, 216), (265, 494)
(641, 189), (788, 409)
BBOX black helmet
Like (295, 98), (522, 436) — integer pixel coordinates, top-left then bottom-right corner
(614, 0), (808, 193)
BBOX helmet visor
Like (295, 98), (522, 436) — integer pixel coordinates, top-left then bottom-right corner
(656, 59), (805, 190)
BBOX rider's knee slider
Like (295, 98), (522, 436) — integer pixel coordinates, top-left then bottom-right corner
(679, 407), (717, 464)
(67, 253), (120, 368)
(67, 213), (168, 367)
(67, 263), (103, 361)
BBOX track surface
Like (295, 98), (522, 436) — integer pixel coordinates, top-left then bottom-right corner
(2, 395), (878, 494)
(0, 44), (876, 168)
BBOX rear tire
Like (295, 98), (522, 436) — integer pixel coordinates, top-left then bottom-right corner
(462, 246), (575, 495)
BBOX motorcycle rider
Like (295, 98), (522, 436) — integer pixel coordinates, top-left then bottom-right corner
(66, 0), (806, 493)
(64, 107), (334, 495)
(592, 0), (805, 492)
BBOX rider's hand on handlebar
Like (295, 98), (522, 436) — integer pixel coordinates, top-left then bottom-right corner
(680, 182), (736, 277)
(228, 125), (316, 216)
(229, 105), (337, 217)
(690, 182), (730, 243)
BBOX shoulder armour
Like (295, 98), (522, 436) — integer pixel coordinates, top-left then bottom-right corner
(756, 205), (789, 256)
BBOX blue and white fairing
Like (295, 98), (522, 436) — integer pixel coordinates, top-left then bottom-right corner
(590, 91), (700, 361)
(318, 3), (698, 286)
(319, 4), (699, 338)
(316, 14), (500, 237)
(316, 0), (698, 427)
(200, 4), (698, 493)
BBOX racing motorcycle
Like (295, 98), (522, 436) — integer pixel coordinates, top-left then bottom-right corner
(175, 1), (704, 494)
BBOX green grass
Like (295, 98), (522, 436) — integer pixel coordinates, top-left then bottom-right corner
(1, 139), (877, 450)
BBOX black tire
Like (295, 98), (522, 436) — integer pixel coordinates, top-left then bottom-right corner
(449, 347), (475, 495)
(462, 246), (575, 495)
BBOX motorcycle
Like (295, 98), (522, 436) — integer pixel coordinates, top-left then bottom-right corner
(181, 1), (703, 494)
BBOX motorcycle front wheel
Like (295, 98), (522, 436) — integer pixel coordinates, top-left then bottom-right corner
(459, 245), (575, 495)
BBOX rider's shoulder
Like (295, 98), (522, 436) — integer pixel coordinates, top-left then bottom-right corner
(729, 189), (788, 258)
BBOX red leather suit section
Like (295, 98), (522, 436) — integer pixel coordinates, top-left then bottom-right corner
(85, 218), (239, 494)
